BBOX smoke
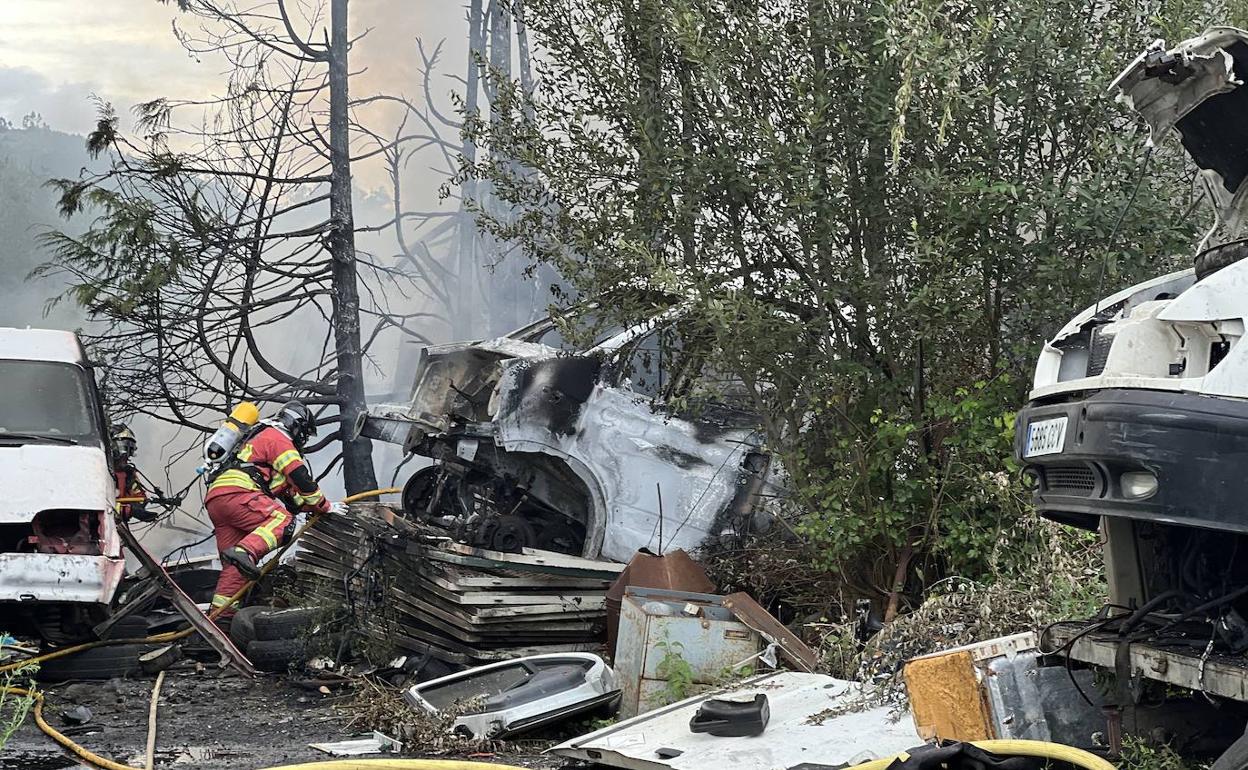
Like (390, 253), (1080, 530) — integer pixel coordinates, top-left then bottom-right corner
(0, 1), (550, 562)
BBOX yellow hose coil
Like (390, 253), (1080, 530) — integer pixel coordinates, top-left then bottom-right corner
(848, 739), (1116, 770)
(259, 762), (531, 770)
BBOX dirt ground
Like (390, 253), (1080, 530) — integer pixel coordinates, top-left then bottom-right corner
(2, 667), (566, 770)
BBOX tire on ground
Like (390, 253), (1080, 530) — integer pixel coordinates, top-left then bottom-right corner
(1195, 240), (1248, 280)
(245, 638), (309, 672)
(36, 644), (153, 682)
(228, 606), (267, 649)
(253, 607), (322, 642)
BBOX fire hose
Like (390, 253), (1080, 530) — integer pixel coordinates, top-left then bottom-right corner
(847, 740), (1117, 770)
(1, 487), (402, 770)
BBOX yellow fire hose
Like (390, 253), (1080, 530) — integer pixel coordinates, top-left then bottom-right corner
(260, 763), (531, 770)
(847, 739), (1116, 770)
(1, 487), (401, 770)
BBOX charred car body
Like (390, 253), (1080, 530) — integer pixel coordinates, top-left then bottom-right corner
(362, 315), (783, 562)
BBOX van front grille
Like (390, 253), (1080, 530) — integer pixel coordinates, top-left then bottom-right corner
(1044, 465), (1097, 496)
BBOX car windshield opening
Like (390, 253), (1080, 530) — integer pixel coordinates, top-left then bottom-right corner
(0, 361), (99, 444)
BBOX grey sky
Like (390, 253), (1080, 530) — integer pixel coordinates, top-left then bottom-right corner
(0, 0), (471, 190)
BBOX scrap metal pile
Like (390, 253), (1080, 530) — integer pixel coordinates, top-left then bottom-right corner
(291, 503), (624, 664)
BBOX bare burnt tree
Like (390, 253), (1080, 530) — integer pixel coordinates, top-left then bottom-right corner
(387, 0), (551, 344)
(38, 0), (438, 493)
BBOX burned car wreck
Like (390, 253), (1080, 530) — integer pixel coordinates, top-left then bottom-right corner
(360, 316), (784, 562)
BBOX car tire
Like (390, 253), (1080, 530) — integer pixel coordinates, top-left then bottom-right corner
(245, 638), (309, 672)
(1195, 240), (1248, 280)
(228, 606), (266, 649)
(1214, 730), (1248, 770)
(253, 607), (321, 642)
(98, 613), (151, 641)
(36, 644), (153, 682)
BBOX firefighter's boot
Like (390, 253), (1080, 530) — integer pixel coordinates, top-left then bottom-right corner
(221, 545), (261, 580)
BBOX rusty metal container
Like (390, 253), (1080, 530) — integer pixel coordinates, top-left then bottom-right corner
(614, 586), (762, 719)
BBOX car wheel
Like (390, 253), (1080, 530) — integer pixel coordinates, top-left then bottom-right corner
(401, 466), (442, 520)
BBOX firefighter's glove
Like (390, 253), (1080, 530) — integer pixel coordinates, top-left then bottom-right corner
(329, 501), (350, 516)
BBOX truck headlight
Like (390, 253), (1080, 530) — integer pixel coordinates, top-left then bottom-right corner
(1121, 471), (1158, 499)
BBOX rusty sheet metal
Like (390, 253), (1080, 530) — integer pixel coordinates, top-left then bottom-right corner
(430, 543), (625, 579)
(722, 592), (818, 673)
(293, 508), (612, 664)
(118, 523), (255, 676)
(615, 587), (762, 719)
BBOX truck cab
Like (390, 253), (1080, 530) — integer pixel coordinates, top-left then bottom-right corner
(0, 328), (123, 642)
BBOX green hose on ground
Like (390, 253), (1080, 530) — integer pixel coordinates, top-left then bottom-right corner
(848, 739), (1116, 770)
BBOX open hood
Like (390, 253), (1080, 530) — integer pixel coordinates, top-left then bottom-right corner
(1113, 27), (1248, 233)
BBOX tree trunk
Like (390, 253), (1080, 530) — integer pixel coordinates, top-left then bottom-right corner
(327, 0), (378, 494)
(454, 0), (485, 340)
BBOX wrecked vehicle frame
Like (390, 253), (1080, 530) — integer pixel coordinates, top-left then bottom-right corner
(360, 312), (784, 562)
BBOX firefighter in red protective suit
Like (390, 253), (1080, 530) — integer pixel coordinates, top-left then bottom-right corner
(205, 401), (341, 620)
(111, 424), (156, 522)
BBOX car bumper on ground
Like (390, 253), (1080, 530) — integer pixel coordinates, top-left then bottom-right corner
(0, 553), (125, 604)
(1015, 388), (1248, 534)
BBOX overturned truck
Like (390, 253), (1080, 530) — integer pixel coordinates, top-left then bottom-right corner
(359, 315), (784, 562)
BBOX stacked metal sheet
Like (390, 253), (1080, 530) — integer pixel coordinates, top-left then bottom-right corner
(292, 505), (623, 665)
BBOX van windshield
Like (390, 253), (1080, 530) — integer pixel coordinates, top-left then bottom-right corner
(0, 361), (100, 445)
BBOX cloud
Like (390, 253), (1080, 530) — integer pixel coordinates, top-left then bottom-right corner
(0, 65), (105, 133)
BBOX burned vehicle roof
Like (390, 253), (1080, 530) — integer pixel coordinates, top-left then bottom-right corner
(1113, 27), (1248, 241)
(361, 315), (783, 563)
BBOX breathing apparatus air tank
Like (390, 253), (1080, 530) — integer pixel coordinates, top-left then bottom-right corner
(203, 402), (260, 463)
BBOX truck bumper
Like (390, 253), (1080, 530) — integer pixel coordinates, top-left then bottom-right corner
(0, 553), (125, 604)
(1015, 388), (1248, 534)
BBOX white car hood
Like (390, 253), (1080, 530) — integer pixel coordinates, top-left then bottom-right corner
(0, 443), (112, 522)
(1113, 27), (1248, 234)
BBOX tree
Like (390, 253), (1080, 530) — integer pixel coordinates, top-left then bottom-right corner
(39, 0), (438, 493)
(462, 0), (1220, 614)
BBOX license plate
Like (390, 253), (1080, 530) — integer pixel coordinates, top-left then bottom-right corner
(1025, 417), (1068, 458)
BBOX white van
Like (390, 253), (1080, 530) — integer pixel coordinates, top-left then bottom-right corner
(0, 328), (122, 642)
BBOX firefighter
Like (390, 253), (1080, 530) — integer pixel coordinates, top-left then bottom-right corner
(111, 424), (155, 522)
(204, 400), (341, 620)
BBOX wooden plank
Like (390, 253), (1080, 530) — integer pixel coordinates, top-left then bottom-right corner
(1047, 623), (1248, 702)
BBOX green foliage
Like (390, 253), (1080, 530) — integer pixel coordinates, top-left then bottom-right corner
(464, 0), (1235, 607)
(654, 637), (695, 705)
(1118, 737), (1206, 770)
(0, 660), (37, 751)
